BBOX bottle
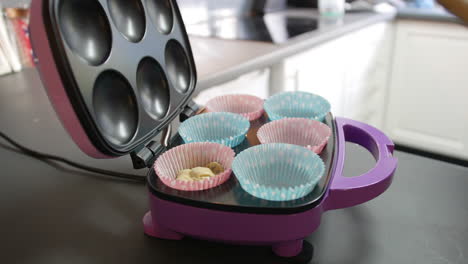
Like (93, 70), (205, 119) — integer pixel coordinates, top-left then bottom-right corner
(319, 0), (345, 18)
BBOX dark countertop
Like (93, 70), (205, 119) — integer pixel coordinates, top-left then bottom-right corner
(1, 69), (468, 264)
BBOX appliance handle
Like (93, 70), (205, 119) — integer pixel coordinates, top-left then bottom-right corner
(324, 117), (397, 211)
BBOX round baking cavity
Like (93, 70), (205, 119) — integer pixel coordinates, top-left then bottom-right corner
(57, 0), (112, 66)
(264, 91), (331, 122)
(93, 70), (139, 146)
(233, 143), (325, 201)
(178, 112), (250, 148)
(137, 57), (171, 120)
(205, 94), (265, 121)
(257, 118), (332, 154)
(146, 0), (174, 34)
(154, 142), (235, 191)
(165, 40), (191, 93)
(107, 0), (146, 42)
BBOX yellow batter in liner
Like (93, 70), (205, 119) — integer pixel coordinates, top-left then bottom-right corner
(176, 162), (225, 181)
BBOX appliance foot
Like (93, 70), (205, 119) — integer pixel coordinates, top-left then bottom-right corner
(272, 240), (313, 264)
(143, 211), (183, 240)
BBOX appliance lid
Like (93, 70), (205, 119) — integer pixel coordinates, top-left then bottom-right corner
(30, 0), (198, 162)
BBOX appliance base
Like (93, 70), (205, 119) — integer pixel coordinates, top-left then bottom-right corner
(143, 211), (184, 240)
(144, 211), (314, 262)
(143, 117), (397, 262)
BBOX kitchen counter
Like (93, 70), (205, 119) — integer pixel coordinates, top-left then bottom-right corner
(0, 9), (396, 93)
(191, 5), (467, 93)
(191, 8), (396, 91)
(2, 8), (397, 93)
(397, 6), (463, 24)
(1, 61), (468, 264)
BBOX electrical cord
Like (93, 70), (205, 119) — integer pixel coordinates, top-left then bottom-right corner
(0, 131), (146, 183)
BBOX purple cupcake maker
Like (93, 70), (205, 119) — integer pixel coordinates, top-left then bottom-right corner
(29, 0), (397, 262)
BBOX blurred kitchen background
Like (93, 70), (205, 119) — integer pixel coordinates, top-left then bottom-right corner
(1, 0), (467, 164)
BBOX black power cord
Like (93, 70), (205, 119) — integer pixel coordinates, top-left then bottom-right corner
(0, 131), (146, 183)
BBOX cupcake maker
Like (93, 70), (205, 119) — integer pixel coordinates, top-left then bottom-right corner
(29, 0), (398, 262)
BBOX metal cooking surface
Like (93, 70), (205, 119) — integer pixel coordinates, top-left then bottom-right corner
(148, 113), (336, 214)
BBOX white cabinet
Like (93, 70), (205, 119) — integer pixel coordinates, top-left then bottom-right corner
(272, 22), (393, 129)
(385, 20), (468, 160)
(341, 23), (394, 130)
(281, 36), (347, 115)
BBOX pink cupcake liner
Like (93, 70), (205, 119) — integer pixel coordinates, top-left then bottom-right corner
(154, 142), (235, 191)
(257, 118), (332, 154)
(205, 94), (265, 121)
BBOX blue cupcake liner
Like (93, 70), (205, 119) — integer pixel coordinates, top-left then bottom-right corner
(232, 143), (325, 201)
(178, 112), (250, 148)
(264, 91), (331, 122)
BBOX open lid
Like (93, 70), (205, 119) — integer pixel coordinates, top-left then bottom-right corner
(29, 0), (197, 161)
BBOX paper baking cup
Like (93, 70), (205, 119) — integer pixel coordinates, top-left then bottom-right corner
(257, 118), (331, 154)
(154, 142), (235, 191)
(232, 143), (325, 201)
(178, 112), (250, 148)
(205, 94), (265, 121)
(264, 91), (331, 122)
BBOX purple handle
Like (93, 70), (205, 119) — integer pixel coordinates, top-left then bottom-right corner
(324, 117), (398, 211)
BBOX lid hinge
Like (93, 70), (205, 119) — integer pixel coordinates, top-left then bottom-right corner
(180, 100), (202, 122)
(130, 100), (201, 169)
(130, 124), (172, 169)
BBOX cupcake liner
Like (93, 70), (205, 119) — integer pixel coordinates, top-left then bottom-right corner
(205, 94), (265, 121)
(178, 112), (250, 148)
(158, 176), (236, 199)
(257, 118), (331, 154)
(154, 142), (235, 191)
(232, 143), (325, 201)
(264, 91), (331, 122)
